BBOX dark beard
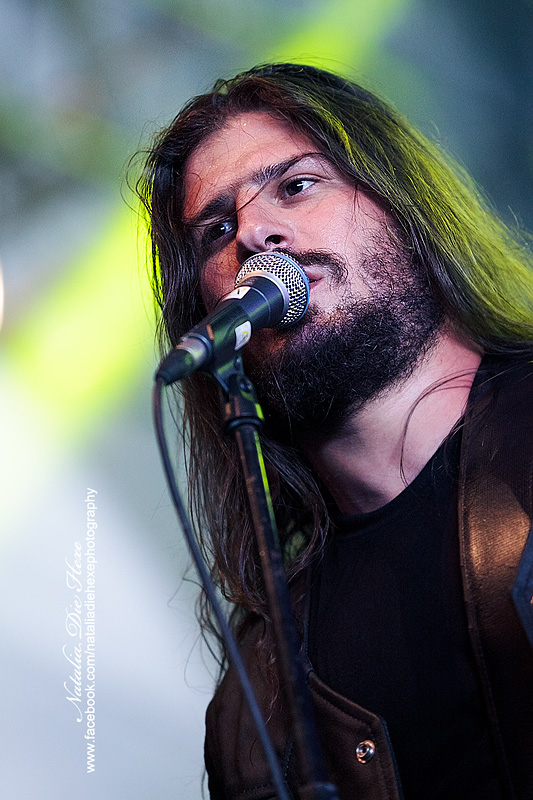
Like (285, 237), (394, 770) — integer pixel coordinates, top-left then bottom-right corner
(242, 240), (443, 441)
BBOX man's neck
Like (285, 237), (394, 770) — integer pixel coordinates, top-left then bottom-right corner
(300, 330), (482, 514)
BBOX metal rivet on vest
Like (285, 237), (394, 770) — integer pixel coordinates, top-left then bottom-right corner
(356, 740), (376, 763)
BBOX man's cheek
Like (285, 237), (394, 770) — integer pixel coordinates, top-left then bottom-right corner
(200, 272), (227, 311)
(200, 255), (240, 310)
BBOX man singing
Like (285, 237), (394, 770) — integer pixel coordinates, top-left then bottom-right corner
(139, 64), (533, 799)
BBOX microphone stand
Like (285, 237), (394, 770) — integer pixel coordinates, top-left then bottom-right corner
(211, 353), (339, 800)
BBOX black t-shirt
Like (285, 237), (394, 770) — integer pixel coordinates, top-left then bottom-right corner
(308, 429), (504, 799)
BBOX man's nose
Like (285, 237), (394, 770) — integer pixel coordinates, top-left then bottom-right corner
(235, 202), (294, 262)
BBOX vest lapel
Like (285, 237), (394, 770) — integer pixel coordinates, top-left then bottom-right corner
(459, 358), (533, 797)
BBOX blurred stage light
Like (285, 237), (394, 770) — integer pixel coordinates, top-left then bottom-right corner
(3, 210), (154, 443)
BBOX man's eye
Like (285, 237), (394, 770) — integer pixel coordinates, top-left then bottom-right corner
(283, 178), (314, 197)
(204, 219), (235, 244)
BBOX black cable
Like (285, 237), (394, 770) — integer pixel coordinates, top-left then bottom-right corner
(152, 376), (291, 800)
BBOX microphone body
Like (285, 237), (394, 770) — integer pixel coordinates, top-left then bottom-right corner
(155, 252), (309, 386)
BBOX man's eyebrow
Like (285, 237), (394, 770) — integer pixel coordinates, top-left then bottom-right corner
(186, 152), (323, 228)
(187, 193), (235, 229)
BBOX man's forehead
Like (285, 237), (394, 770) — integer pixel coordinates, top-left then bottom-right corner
(183, 112), (319, 221)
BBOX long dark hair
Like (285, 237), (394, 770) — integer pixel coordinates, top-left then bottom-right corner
(137, 63), (533, 660)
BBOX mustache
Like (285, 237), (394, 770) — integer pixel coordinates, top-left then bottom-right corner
(271, 247), (348, 285)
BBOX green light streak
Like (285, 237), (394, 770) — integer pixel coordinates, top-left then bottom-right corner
(271, 0), (409, 69)
(4, 211), (154, 443)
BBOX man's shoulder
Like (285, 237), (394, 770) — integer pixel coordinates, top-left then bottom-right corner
(204, 612), (295, 799)
(465, 354), (533, 446)
(206, 573), (310, 726)
(206, 613), (274, 716)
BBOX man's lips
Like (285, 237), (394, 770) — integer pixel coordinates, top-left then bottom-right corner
(303, 269), (324, 286)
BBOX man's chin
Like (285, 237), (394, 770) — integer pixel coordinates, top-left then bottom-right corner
(242, 296), (442, 442)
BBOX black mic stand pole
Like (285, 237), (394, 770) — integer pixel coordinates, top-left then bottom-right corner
(211, 355), (339, 800)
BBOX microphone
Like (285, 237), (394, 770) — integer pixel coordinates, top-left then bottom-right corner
(155, 251), (310, 385)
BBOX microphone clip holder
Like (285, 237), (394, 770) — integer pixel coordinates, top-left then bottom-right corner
(215, 356), (265, 432)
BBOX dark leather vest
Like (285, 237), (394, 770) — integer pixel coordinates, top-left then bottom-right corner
(205, 359), (533, 800)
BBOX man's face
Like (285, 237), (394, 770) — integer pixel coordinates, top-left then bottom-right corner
(183, 112), (442, 436)
(185, 112), (391, 328)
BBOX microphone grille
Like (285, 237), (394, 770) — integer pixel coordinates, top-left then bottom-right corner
(234, 252), (310, 328)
